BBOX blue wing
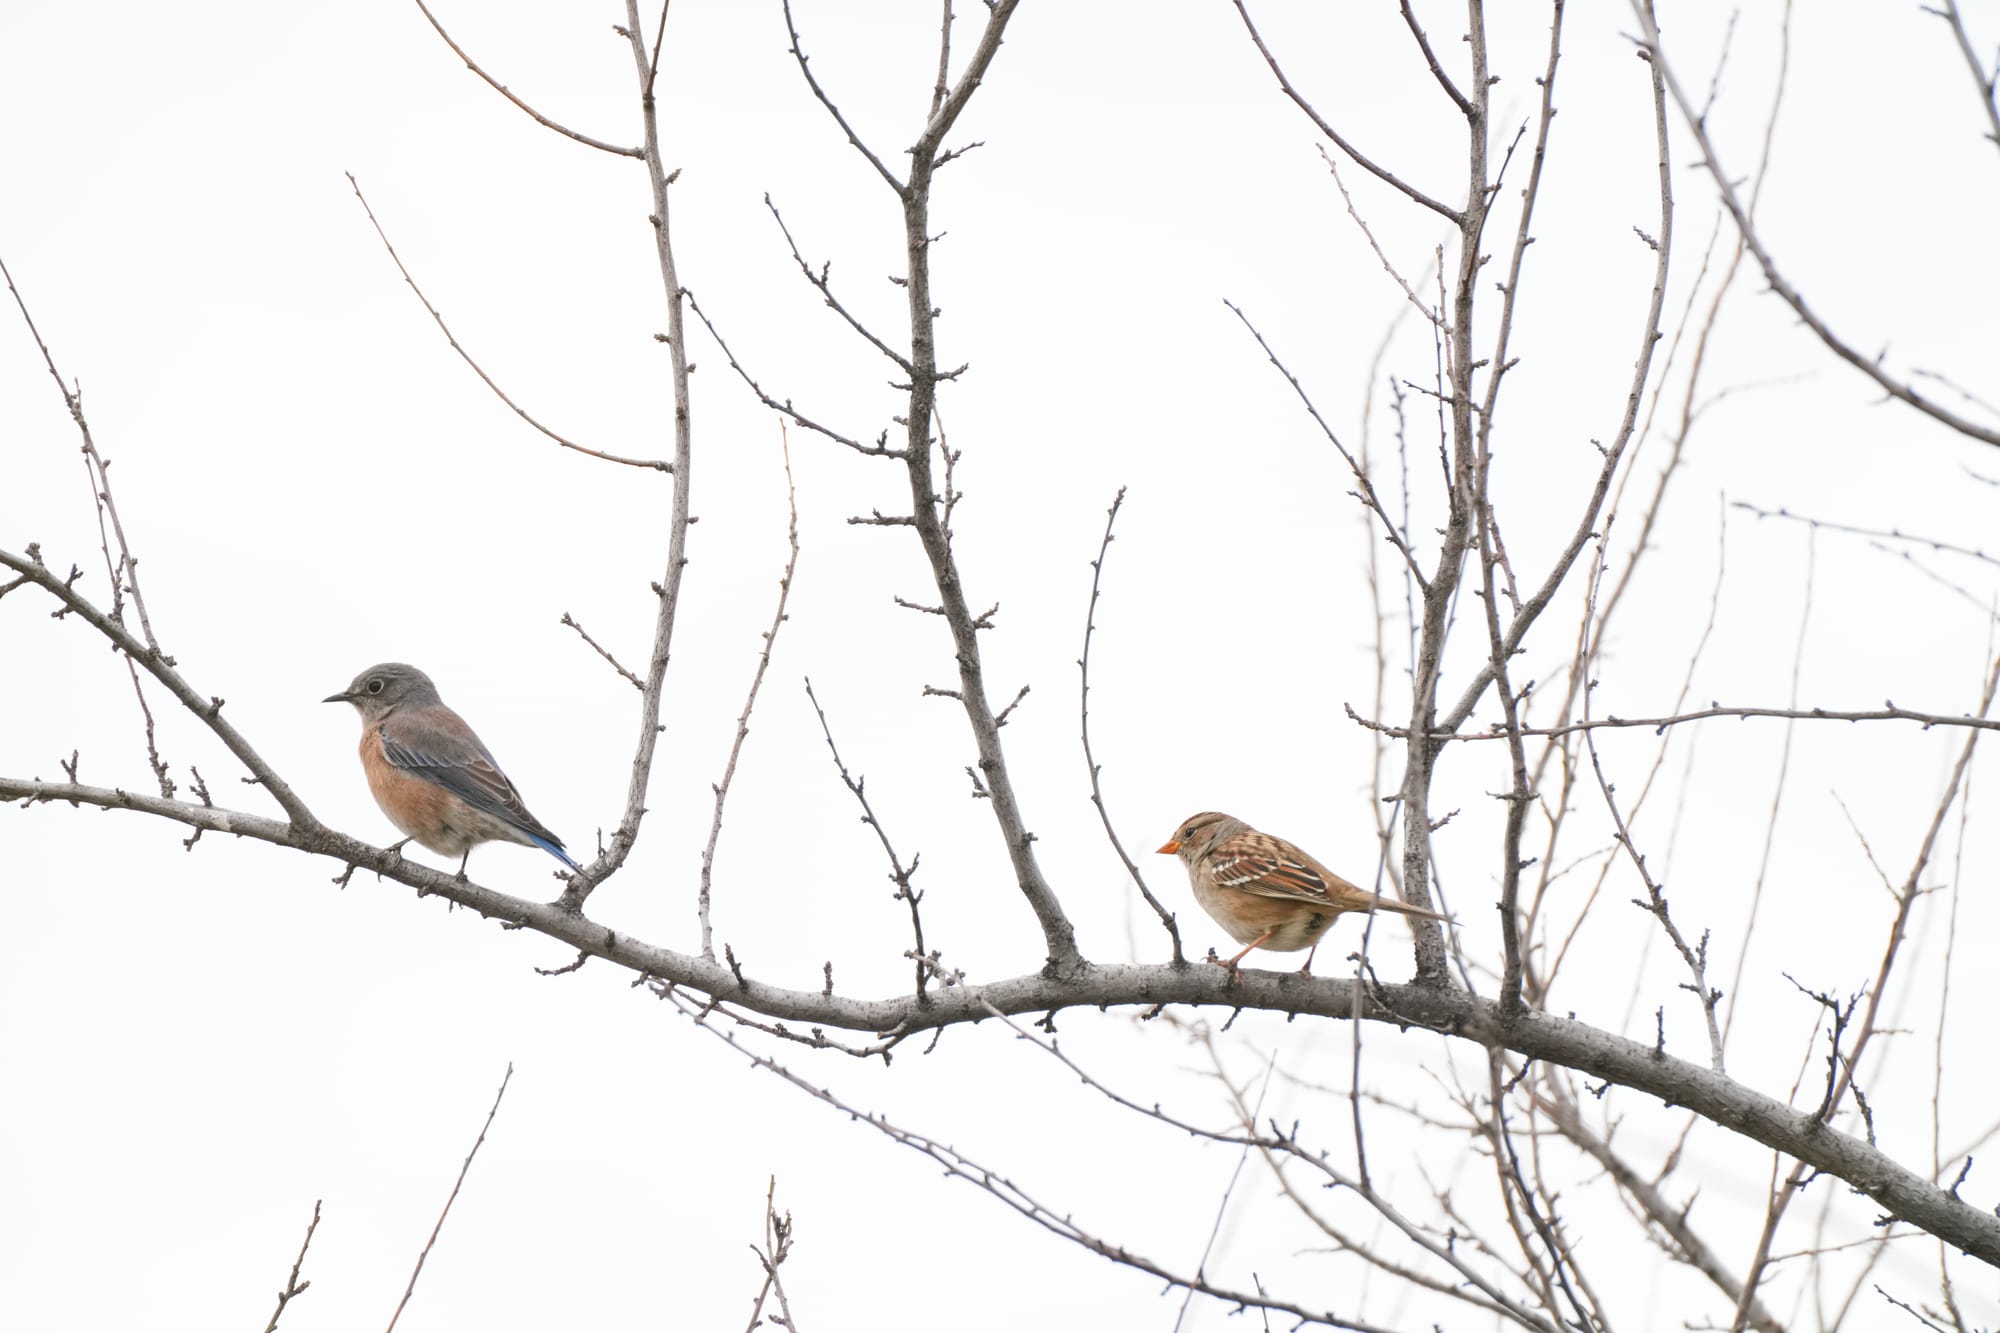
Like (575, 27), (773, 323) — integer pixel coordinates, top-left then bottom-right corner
(379, 706), (581, 871)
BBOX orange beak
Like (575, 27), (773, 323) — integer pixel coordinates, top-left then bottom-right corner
(1156, 839), (1181, 855)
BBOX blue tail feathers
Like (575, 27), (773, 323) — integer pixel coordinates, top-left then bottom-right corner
(530, 834), (583, 873)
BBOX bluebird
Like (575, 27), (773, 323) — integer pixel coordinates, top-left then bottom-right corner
(324, 662), (582, 876)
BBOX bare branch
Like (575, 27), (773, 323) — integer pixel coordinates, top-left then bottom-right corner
(1534, 1084), (1782, 1330)
(644, 0), (670, 105)
(384, 1063), (513, 1333)
(410, 0), (643, 157)
(6, 758), (1998, 1263)
(260, 1200), (322, 1333)
(685, 289), (904, 458)
(1077, 488), (1183, 963)
(561, 1), (701, 908)
(1581, 669), (1726, 1070)
(700, 433), (801, 960)
(780, 0), (902, 191)
(765, 195), (913, 373)
(1354, 700), (2000, 743)
(1925, 0), (2000, 158)
(802, 679), (935, 1000)
(1732, 649), (2000, 1310)
(927, 0), (955, 120)
(1733, 499), (2000, 570)
(560, 613), (644, 690)
(3, 254), (186, 800)
(1634, 3), (2000, 448)
(1430, 0), (1676, 744)
(1225, 301), (1429, 587)
(991, 1006), (1565, 1331)
(0, 547), (319, 826)
(347, 175), (671, 472)
(679, 991), (1408, 1333)
(741, 1177), (800, 1333)
(885, 0), (1081, 973)
(1317, 145), (1446, 329)
(1228, 0), (1464, 223)
(1398, 0), (1474, 115)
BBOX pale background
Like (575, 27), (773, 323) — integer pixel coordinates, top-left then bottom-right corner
(4, 2), (1999, 1328)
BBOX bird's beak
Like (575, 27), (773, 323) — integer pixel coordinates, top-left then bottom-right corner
(1156, 839), (1181, 855)
(322, 690), (352, 704)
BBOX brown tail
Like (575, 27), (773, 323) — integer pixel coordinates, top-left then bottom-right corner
(1351, 892), (1450, 922)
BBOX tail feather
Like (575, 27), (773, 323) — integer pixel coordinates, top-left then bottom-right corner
(529, 834), (583, 873)
(1366, 894), (1450, 922)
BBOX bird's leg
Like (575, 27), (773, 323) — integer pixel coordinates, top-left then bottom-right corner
(1298, 940), (1320, 978)
(455, 850), (472, 880)
(1206, 933), (1273, 987)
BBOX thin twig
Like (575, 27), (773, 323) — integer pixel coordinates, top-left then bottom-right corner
(1224, 301), (1428, 586)
(1398, 0), (1474, 114)
(1228, 0), (1463, 223)
(1633, 2), (2000, 448)
(928, 0), (955, 119)
(560, 614), (644, 690)
(684, 290), (900, 458)
(411, 0), (643, 157)
(1173, 1050), (1277, 1332)
(1924, 0), (2000, 158)
(384, 1064), (514, 1333)
(1733, 499), (2000, 570)
(675, 990), (1406, 1332)
(701, 431), (802, 960)
(1353, 700), (2000, 743)
(0, 547), (319, 824)
(347, 174), (670, 472)
(780, 0), (902, 191)
(765, 195), (912, 373)
(1078, 487), (1183, 963)
(261, 1200), (322, 1333)
(802, 678), (934, 999)
(742, 1176), (800, 1333)
(1317, 145), (1445, 329)
(644, 0), (671, 105)
(3, 254), (181, 797)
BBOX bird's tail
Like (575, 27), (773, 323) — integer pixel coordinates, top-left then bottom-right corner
(1365, 894), (1450, 922)
(530, 834), (583, 874)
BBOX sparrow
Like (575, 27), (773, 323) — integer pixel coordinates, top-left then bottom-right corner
(1157, 811), (1445, 976)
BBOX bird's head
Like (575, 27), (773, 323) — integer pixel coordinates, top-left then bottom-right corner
(1156, 811), (1242, 864)
(322, 662), (441, 722)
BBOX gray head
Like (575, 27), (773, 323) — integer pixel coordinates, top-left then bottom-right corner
(322, 662), (443, 722)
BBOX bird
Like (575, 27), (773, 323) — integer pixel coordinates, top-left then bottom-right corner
(324, 662), (582, 877)
(1157, 811), (1445, 977)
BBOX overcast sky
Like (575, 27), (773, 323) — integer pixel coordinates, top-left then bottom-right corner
(5, 2), (1999, 1329)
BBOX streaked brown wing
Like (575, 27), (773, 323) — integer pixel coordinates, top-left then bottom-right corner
(1207, 830), (1337, 903)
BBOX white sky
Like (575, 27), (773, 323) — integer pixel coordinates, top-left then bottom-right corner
(5, 1), (2000, 1328)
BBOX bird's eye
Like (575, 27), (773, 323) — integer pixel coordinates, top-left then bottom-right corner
(366, 679), (384, 695)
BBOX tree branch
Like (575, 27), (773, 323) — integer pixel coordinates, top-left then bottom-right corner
(1634, 2), (2000, 448)
(410, 0), (643, 157)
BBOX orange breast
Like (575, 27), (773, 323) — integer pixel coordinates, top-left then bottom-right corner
(360, 726), (477, 856)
